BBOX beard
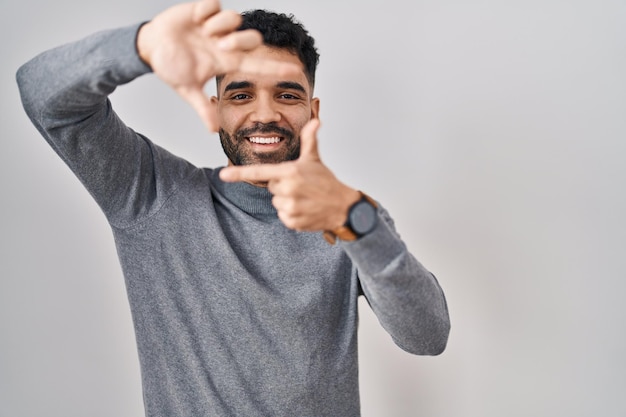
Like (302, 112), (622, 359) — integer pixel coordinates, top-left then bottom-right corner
(219, 122), (301, 166)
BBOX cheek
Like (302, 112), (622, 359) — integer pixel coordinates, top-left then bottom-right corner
(217, 106), (246, 132)
(285, 108), (312, 135)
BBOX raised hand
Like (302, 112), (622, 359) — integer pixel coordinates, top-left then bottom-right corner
(136, 0), (298, 131)
(219, 119), (361, 232)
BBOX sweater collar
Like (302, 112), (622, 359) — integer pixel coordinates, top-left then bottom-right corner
(211, 167), (277, 217)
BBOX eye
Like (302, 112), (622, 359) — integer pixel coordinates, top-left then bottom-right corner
(230, 93), (251, 101)
(278, 92), (303, 101)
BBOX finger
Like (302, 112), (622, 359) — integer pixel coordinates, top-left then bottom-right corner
(220, 163), (289, 183)
(234, 56), (301, 79)
(298, 118), (321, 161)
(271, 197), (305, 230)
(177, 86), (219, 132)
(266, 178), (280, 195)
(266, 177), (298, 197)
(201, 10), (241, 36)
(192, 0), (222, 23)
(217, 29), (263, 51)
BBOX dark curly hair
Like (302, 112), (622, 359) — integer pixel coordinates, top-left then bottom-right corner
(216, 9), (319, 89)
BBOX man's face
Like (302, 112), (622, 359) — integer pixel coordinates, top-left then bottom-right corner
(212, 45), (319, 166)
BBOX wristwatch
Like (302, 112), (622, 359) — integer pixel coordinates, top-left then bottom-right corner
(323, 192), (378, 244)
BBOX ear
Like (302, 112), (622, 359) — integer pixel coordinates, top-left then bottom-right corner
(310, 97), (320, 119)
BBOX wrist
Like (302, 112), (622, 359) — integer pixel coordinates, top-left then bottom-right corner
(332, 188), (361, 229)
(135, 21), (154, 68)
(324, 191), (378, 244)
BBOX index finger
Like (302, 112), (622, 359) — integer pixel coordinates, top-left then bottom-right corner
(237, 56), (301, 78)
(219, 163), (290, 183)
(192, 0), (222, 23)
(215, 32), (301, 77)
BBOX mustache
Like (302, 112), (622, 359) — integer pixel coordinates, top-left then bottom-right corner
(236, 123), (294, 141)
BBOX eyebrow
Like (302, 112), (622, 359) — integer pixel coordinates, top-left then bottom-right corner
(223, 81), (253, 93)
(276, 81), (307, 94)
(222, 80), (307, 94)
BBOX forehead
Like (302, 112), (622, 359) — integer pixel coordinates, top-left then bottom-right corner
(218, 45), (309, 94)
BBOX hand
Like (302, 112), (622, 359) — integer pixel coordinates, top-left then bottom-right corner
(219, 119), (361, 232)
(136, 0), (298, 131)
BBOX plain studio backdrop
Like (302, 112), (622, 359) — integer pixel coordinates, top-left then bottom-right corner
(1, 0), (625, 416)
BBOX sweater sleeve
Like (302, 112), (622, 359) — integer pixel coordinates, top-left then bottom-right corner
(16, 23), (195, 228)
(341, 205), (451, 355)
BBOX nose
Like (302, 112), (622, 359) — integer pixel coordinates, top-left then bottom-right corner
(249, 94), (281, 124)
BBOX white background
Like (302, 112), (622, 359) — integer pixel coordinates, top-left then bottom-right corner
(1, 0), (625, 416)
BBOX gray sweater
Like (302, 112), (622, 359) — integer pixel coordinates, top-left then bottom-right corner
(17, 23), (450, 417)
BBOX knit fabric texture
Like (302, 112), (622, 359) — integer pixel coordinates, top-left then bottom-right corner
(17, 23), (450, 417)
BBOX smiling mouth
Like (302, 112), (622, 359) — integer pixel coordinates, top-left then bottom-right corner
(247, 136), (283, 144)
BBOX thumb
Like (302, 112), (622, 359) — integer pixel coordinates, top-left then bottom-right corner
(298, 118), (321, 161)
(177, 86), (219, 132)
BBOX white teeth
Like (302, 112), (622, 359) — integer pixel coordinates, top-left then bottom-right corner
(248, 136), (281, 144)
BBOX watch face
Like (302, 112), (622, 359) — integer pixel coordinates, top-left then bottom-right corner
(350, 201), (377, 236)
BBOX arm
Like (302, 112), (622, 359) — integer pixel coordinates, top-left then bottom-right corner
(17, 0), (298, 226)
(220, 119), (451, 355)
(16, 23), (170, 226)
(342, 207), (450, 355)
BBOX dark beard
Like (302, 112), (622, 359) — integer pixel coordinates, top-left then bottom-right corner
(218, 122), (300, 166)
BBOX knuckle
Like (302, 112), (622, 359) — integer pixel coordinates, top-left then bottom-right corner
(283, 198), (299, 215)
(278, 212), (296, 229)
(284, 163), (301, 178)
(281, 182), (299, 196)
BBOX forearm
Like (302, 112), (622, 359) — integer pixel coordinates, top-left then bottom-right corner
(17, 23), (150, 126)
(342, 206), (450, 355)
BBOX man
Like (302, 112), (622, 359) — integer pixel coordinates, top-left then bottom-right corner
(17, 0), (450, 415)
